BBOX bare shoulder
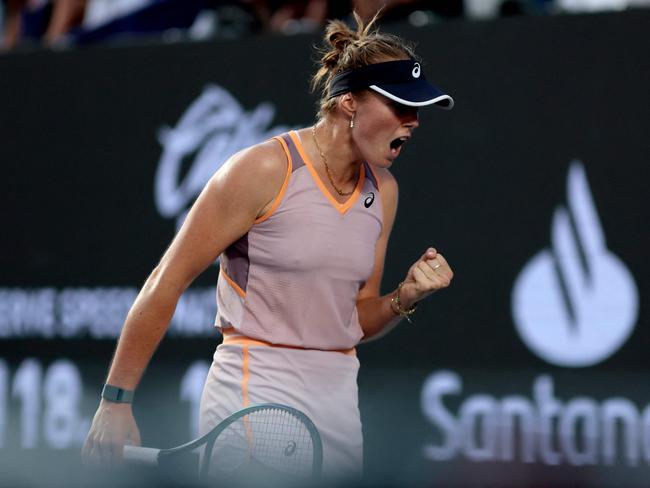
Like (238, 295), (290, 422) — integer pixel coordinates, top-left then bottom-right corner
(216, 138), (287, 189)
(207, 137), (288, 216)
(373, 167), (398, 202)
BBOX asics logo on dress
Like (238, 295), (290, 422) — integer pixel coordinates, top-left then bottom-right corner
(511, 161), (638, 367)
(364, 192), (375, 208)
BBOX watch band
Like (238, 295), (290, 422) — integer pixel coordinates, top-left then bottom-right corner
(101, 384), (135, 403)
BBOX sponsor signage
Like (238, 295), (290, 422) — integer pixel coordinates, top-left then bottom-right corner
(155, 84), (291, 229)
(513, 162), (638, 368)
(419, 162), (645, 471)
(422, 371), (650, 466)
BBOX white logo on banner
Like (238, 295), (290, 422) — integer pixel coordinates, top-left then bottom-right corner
(512, 161), (638, 367)
(155, 84), (290, 228)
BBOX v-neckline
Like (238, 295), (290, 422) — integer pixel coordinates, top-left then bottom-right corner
(289, 130), (365, 215)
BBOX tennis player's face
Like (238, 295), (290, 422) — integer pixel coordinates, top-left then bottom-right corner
(353, 91), (419, 168)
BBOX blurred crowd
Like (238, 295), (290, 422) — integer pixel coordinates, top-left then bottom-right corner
(1, 0), (649, 51)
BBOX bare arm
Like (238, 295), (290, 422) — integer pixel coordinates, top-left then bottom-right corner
(44, 0), (86, 45)
(82, 140), (288, 464)
(356, 168), (453, 341)
(2, 0), (25, 50)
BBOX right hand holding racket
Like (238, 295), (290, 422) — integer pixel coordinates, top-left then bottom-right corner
(82, 400), (141, 467)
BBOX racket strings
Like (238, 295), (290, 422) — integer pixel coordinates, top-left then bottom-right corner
(209, 407), (315, 478)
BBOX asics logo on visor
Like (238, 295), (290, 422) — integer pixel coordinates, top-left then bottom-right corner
(412, 63), (421, 78)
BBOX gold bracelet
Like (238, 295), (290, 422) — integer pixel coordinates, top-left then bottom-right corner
(390, 281), (418, 323)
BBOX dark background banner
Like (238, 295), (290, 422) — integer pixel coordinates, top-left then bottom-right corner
(1, 10), (648, 486)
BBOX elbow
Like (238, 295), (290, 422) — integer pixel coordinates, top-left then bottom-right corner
(141, 264), (188, 300)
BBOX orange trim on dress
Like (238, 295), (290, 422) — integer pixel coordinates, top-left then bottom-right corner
(222, 329), (356, 356)
(219, 268), (246, 298)
(289, 130), (365, 216)
(253, 136), (293, 224)
(241, 345), (254, 452)
(242, 345), (250, 407)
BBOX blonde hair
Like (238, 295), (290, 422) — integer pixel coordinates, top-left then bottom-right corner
(311, 12), (418, 119)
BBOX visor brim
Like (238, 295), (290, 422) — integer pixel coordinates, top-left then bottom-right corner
(369, 82), (454, 109)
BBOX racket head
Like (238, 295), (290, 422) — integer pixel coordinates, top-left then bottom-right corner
(161, 403), (322, 482)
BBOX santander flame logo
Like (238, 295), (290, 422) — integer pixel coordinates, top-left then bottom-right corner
(512, 161), (638, 367)
(154, 84), (290, 229)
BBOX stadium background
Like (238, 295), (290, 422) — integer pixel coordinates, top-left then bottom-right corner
(0, 7), (648, 487)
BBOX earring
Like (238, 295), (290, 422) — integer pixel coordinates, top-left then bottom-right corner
(350, 115), (355, 129)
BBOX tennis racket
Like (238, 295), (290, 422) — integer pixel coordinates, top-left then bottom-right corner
(123, 403), (322, 482)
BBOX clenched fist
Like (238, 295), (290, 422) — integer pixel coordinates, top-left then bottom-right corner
(398, 247), (453, 307)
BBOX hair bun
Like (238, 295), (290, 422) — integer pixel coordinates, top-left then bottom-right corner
(320, 20), (358, 70)
(327, 21), (359, 53)
(311, 11), (417, 120)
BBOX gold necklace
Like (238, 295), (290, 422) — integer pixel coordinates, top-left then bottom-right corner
(311, 125), (358, 197)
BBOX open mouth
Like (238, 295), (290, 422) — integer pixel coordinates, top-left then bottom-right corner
(390, 137), (408, 151)
(389, 136), (409, 158)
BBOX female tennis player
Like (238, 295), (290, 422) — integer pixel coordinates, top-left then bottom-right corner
(82, 12), (454, 479)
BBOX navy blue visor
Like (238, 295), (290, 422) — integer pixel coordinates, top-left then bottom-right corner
(328, 59), (454, 109)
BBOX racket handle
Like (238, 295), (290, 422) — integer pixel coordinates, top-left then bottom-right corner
(123, 446), (161, 466)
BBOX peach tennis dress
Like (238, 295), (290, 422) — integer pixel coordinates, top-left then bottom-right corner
(199, 130), (383, 477)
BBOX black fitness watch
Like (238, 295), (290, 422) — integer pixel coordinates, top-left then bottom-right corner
(101, 384), (135, 403)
